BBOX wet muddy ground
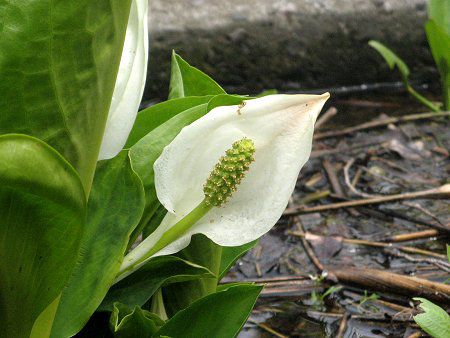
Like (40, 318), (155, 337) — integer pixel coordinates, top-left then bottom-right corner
(228, 90), (450, 337)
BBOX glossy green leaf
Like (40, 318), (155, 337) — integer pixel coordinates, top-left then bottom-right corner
(163, 238), (256, 316)
(110, 303), (164, 338)
(0, 134), (86, 337)
(413, 298), (450, 338)
(168, 51), (226, 99)
(163, 235), (222, 317)
(0, 1), (132, 191)
(155, 284), (263, 338)
(428, 0), (450, 35)
(100, 256), (214, 311)
(426, 20), (450, 109)
(125, 96), (213, 148)
(219, 241), (258, 280)
(368, 40), (410, 81)
(51, 151), (145, 337)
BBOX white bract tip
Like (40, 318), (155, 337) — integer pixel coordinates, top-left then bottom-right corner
(126, 93), (329, 266)
(98, 0), (149, 160)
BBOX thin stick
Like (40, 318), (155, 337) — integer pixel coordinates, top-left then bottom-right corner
(315, 107), (338, 130)
(249, 321), (288, 338)
(284, 184), (450, 216)
(289, 231), (447, 260)
(383, 229), (439, 242)
(336, 313), (350, 338)
(385, 248), (450, 272)
(314, 111), (450, 140)
(330, 267), (450, 303)
(311, 141), (385, 158)
(292, 217), (324, 271)
(323, 159), (345, 196)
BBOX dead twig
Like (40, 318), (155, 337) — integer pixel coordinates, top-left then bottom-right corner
(336, 313), (350, 338)
(249, 321), (288, 338)
(311, 140), (385, 158)
(315, 107), (338, 130)
(314, 111), (450, 140)
(329, 267), (450, 303)
(382, 229), (439, 243)
(343, 158), (378, 198)
(384, 248), (450, 273)
(289, 231), (447, 260)
(284, 184), (450, 216)
(292, 217), (324, 271)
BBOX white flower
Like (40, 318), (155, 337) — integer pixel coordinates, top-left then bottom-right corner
(120, 93), (329, 276)
(99, 0), (149, 160)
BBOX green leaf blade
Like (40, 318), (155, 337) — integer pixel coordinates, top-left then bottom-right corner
(110, 303), (164, 338)
(413, 298), (450, 338)
(368, 40), (410, 81)
(168, 51), (226, 99)
(0, 1), (132, 191)
(0, 134), (86, 337)
(155, 284), (263, 338)
(100, 256), (214, 311)
(51, 151), (145, 337)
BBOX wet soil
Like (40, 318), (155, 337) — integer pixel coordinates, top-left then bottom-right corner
(228, 91), (450, 337)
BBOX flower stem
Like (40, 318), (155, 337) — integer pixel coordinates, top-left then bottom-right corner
(405, 84), (441, 112)
(116, 200), (212, 281)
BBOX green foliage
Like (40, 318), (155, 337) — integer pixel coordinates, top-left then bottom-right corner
(0, 0), (132, 191)
(168, 51), (226, 99)
(110, 303), (165, 338)
(100, 256), (214, 311)
(428, 0), (450, 35)
(219, 241), (258, 280)
(51, 152), (145, 337)
(156, 284), (263, 338)
(368, 41), (410, 81)
(125, 96), (213, 148)
(426, 20), (450, 110)
(368, 41), (441, 112)
(413, 298), (450, 338)
(0, 134), (86, 337)
(369, 1), (450, 111)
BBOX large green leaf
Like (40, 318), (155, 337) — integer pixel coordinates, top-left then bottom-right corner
(428, 0), (450, 35)
(155, 284), (263, 338)
(110, 303), (164, 338)
(163, 238), (256, 316)
(125, 96), (213, 148)
(219, 241), (258, 280)
(426, 19), (450, 110)
(51, 151), (145, 337)
(413, 298), (450, 338)
(0, 134), (86, 338)
(0, 1), (132, 191)
(163, 235), (222, 317)
(168, 51), (226, 99)
(100, 256), (214, 311)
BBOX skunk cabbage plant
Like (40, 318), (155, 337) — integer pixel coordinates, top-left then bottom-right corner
(0, 1), (329, 337)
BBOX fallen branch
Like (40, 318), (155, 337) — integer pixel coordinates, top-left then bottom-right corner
(314, 111), (450, 140)
(284, 184), (450, 216)
(328, 267), (450, 303)
(289, 231), (447, 260)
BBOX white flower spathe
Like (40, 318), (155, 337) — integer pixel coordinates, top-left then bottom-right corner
(99, 0), (149, 160)
(122, 93), (329, 270)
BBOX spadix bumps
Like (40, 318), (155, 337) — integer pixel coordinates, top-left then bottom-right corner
(204, 138), (255, 207)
